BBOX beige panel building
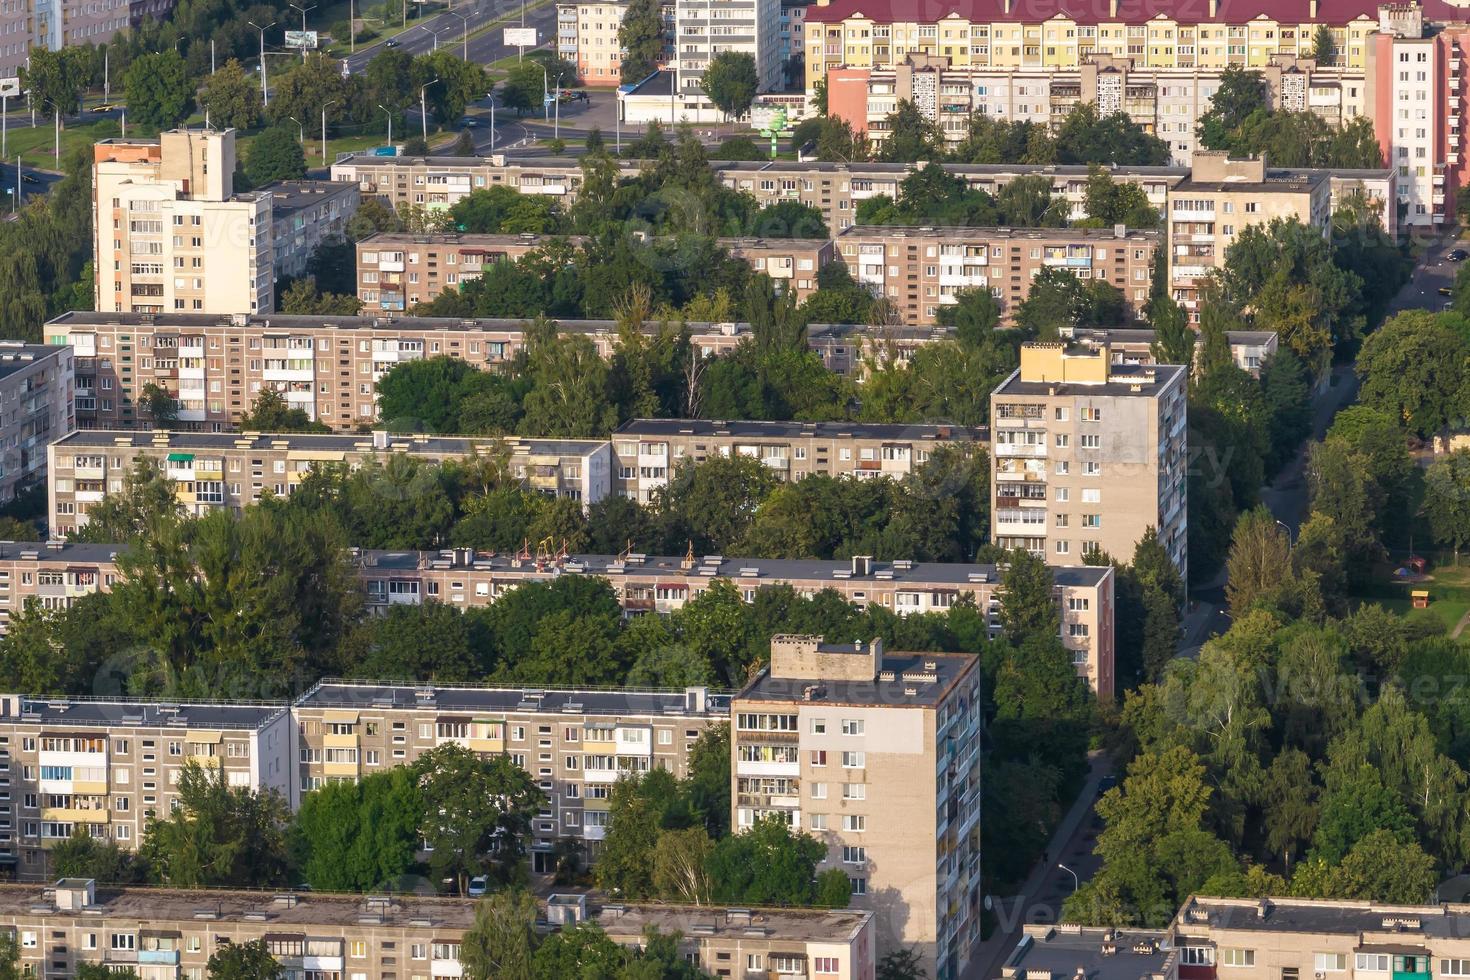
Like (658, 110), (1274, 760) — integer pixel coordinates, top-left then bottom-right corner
(357, 233), (581, 311)
(991, 342), (1188, 578)
(722, 238), (835, 303)
(731, 636), (981, 979)
(837, 225), (1160, 327)
(292, 680), (728, 868)
(265, 181), (361, 281)
(555, 0), (676, 84)
(0, 697), (294, 878)
(1064, 326), (1280, 377)
(0, 544), (1115, 696)
(610, 418), (987, 502)
(93, 130), (273, 317)
(0, 879), (877, 979)
(46, 430), (612, 534)
(0, 343), (74, 503)
(1167, 152), (1332, 313)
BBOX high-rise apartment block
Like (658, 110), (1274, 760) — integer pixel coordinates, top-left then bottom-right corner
(991, 342), (1188, 578)
(837, 225), (1159, 326)
(0, 696), (294, 877)
(93, 130), (273, 317)
(556, 0), (675, 83)
(46, 430), (612, 533)
(1167, 152), (1332, 313)
(731, 635), (982, 979)
(0, 344), (74, 503)
(265, 180), (361, 281)
(673, 0), (783, 111)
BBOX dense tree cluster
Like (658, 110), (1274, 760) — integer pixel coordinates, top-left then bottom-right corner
(0, 148), (94, 342)
(1198, 66), (1385, 167)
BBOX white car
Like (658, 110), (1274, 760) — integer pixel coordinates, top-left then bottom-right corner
(467, 875), (489, 897)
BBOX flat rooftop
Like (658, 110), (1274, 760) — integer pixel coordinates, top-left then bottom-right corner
(1003, 926), (1173, 980)
(995, 360), (1187, 398)
(615, 418), (988, 441)
(1173, 171), (1326, 193)
(595, 903), (872, 945)
(737, 647), (977, 708)
(0, 697), (288, 731)
(840, 224), (1160, 241)
(0, 343), (66, 378)
(358, 232), (584, 247)
(1073, 327), (1277, 346)
(50, 430), (608, 456)
(1175, 897), (1470, 941)
(296, 680), (730, 718)
(261, 180), (359, 217)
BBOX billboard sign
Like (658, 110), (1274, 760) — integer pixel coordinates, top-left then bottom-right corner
(504, 27), (536, 46)
(0, 78), (19, 99)
(285, 30), (319, 49)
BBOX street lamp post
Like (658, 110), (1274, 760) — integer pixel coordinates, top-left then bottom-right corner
(321, 99), (338, 166)
(288, 115), (305, 146)
(378, 104), (394, 146)
(419, 78), (439, 145)
(445, 10), (469, 60)
(289, 4), (317, 61)
(249, 21), (276, 107)
(174, 35), (185, 54)
(1058, 864), (1079, 895)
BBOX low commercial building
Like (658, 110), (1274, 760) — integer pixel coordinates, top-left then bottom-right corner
(0, 544), (1116, 696)
(1167, 895), (1470, 980)
(0, 697), (294, 878)
(0, 880), (878, 978)
(293, 680), (729, 866)
(263, 180), (361, 281)
(991, 342), (1188, 578)
(837, 225), (1160, 326)
(731, 635), (981, 978)
(0, 344), (74, 503)
(46, 430), (612, 534)
(610, 418), (987, 501)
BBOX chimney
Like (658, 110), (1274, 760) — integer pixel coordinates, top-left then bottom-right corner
(1309, 0), (1318, 16)
(851, 555), (873, 577)
(1208, 0), (1217, 15)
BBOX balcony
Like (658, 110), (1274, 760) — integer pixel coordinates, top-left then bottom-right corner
(138, 951), (180, 966)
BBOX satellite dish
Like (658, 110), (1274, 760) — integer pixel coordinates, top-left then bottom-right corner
(984, 895), (994, 911)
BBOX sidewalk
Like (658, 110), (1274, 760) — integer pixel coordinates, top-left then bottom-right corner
(961, 751), (1112, 980)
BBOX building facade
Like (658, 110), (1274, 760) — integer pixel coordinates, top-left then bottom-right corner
(731, 635), (981, 979)
(721, 238), (835, 302)
(0, 696), (294, 877)
(0, 880), (878, 979)
(673, 0), (783, 113)
(264, 180), (361, 281)
(1064, 326), (1280, 377)
(609, 418), (987, 501)
(356, 233), (580, 311)
(555, 0), (676, 84)
(990, 342), (1188, 578)
(0, 344), (74, 504)
(46, 430), (612, 533)
(93, 130), (274, 317)
(837, 224), (1159, 326)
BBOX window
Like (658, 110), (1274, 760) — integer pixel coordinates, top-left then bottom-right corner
(849, 876), (867, 895)
(747, 956), (764, 972)
(814, 958), (841, 975)
(810, 719), (826, 734)
(1180, 949), (1214, 967)
(840, 719), (863, 735)
(1441, 962), (1470, 978)
(842, 845), (866, 863)
(1315, 954), (1346, 973)
(810, 751), (827, 767)
(1221, 949), (1254, 968)
(111, 934), (136, 951)
(841, 751), (864, 768)
(809, 813), (827, 830)
(842, 814), (866, 831)
(1356, 955), (1389, 973)
(810, 782), (827, 799)
(842, 783), (866, 800)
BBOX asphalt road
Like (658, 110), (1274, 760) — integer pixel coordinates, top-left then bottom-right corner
(344, 0), (557, 72)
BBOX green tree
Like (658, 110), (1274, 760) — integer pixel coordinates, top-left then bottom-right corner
(462, 889), (540, 980)
(1355, 310), (1467, 438)
(706, 815), (829, 905)
(415, 743), (544, 894)
(1197, 66), (1269, 149)
(652, 826), (715, 904)
(701, 51), (759, 132)
(139, 381), (178, 428)
(597, 769), (683, 899)
(877, 100), (942, 162)
(877, 948), (929, 980)
(1423, 449), (1470, 562)
(50, 828), (140, 882)
(1225, 506), (1294, 616)
(449, 186), (560, 234)
(618, 0), (667, 83)
(377, 355), (499, 432)
(246, 123), (308, 186)
(291, 767), (423, 891)
(123, 51), (196, 131)
(70, 455), (182, 543)
(1311, 24), (1338, 65)
(239, 389), (330, 432)
(207, 941), (283, 980)
(200, 59), (264, 129)
(22, 47), (90, 119)
(999, 548), (1059, 642)
(139, 762), (291, 888)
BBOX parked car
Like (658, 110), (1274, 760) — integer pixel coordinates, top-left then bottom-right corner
(467, 875), (489, 897)
(1449, 247), (1468, 261)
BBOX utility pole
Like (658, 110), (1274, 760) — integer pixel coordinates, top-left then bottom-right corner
(211, 39), (216, 73)
(378, 104), (394, 145)
(289, 4), (316, 62)
(446, 10), (468, 60)
(419, 77), (438, 145)
(2, 95), (7, 161)
(249, 21), (275, 107)
(103, 49), (109, 100)
(349, 0), (355, 54)
(321, 99), (337, 165)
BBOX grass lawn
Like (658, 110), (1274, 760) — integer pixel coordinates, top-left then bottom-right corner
(2, 117), (119, 169)
(1356, 563), (1470, 636)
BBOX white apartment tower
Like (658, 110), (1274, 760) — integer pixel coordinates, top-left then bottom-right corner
(674, 0), (781, 112)
(93, 129), (273, 317)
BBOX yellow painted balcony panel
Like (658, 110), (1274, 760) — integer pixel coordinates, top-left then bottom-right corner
(323, 733), (360, 749)
(323, 761), (361, 778)
(72, 781), (108, 795)
(42, 808), (110, 824)
(467, 738), (505, 754)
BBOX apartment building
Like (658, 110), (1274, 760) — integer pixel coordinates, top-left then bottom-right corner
(731, 635), (981, 979)
(798, 0), (1458, 92)
(610, 418), (986, 501)
(0, 696), (294, 877)
(330, 153), (1396, 238)
(46, 430), (612, 534)
(1063, 326), (1280, 377)
(93, 129), (274, 317)
(293, 680), (728, 867)
(1167, 152), (1332, 312)
(44, 311), (952, 431)
(837, 225), (1159, 327)
(555, 0), (675, 83)
(991, 342), (1188, 578)
(0, 544), (1115, 696)
(0, 879), (878, 979)
(356, 233), (581, 311)
(1001, 923), (1177, 980)
(673, 0), (783, 116)
(1167, 895), (1470, 980)
(828, 53), (1363, 164)
(0, 344), (73, 504)
(264, 180), (361, 281)
(721, 238), (834, 302)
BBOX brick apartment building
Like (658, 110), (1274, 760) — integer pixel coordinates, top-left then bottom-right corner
(837, 225), (1160, 326)
(0, 880), (877, 978)
(731, 635), (981, 979)
(610, 419), (987, 502)
(0, 344), (74, 504)
(46, 430), (612, 534)
(991, 342), (1188, 578)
